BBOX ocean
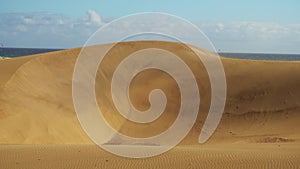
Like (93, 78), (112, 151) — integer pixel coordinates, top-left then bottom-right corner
(1, 47), (300, 61)
(0, 48), (62, 58)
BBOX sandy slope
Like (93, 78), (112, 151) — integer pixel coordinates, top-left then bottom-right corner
(1, 144), (299, 169)
(0, 41), (299, 168)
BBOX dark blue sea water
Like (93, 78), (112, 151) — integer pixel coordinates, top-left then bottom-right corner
(0, 48), (62, 58)
(219, 53), (300, 61)
(1, 47), (300, 61)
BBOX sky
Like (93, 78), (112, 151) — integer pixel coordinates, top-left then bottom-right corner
(0, 0), (300, 53)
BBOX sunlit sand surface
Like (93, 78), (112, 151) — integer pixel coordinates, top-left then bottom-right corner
(1, 144), (299, 169)
(0, 41), (299, 168)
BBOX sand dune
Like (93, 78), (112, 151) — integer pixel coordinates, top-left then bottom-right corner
(0, 41), (299, 168)
(1, 144), (299, 169)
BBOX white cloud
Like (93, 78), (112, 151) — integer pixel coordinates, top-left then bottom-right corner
(0, 10), (104, 48)
(86, 10), (102, 25)
(23, 18), (35, 24)
(199, 22), (300, 53)
(16, 25), (27, 32)
(0, 11), (299, 53)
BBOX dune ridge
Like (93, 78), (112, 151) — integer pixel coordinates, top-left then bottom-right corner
(0, 41), (299, 145)
(0, 41), (299, 168)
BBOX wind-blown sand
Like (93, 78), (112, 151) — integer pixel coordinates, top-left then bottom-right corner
(0, 41), (299, 168)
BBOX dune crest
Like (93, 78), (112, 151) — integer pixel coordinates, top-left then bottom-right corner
(0, 41), (299, 145)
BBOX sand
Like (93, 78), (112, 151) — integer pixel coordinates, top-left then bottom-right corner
(1, 144), (299, 169)
(0, 41), (299, 168)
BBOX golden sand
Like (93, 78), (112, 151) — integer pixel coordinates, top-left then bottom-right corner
(0, 41), (299, 168)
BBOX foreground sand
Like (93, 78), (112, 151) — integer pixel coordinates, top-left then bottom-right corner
(0, 41), (299, 168)
(1, 144), (299, 169)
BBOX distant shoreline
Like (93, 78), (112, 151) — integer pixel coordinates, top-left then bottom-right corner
(1, 47), (300, 61)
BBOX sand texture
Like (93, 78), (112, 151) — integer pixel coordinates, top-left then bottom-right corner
(0, 41), (299, 168)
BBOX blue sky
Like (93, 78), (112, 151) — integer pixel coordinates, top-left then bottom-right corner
(1, 0), (300, 53)
(2, 0), (300, 23)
